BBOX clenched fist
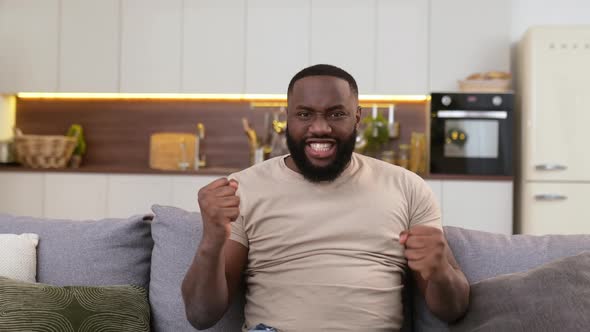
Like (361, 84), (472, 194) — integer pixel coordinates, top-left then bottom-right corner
(197, 178), (240, 251)
(399, 226), (452, 282)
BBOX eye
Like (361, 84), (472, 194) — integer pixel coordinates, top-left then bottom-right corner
(296, 111), (312, 119)
(328, 111), (347, 119)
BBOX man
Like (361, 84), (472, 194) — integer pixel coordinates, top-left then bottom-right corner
(182, 64), (470, 331)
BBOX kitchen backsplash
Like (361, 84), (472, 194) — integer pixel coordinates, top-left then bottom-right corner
(15, 99), (427, 170)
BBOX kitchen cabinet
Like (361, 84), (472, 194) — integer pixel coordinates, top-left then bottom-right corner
(120, 0), (182, 92)
(44, 173), (108, 220)
(520, 182), (590, 235)
(425, 179), (443, 207)
(107, 174), (172, 218)
(59, 0), (120, 92)
(311, 0), (376, 94)
(171, 175), (219, 212)
(183, 0), (245, 93)
(245, 0), (310, 94)
(429, 0), (511, 92)
(375, 0), (429, 95)
(0, 0), (59, 93)
(441, 180), (513, 235)
(0, 173), (44, 218)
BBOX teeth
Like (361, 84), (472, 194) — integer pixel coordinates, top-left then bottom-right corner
(310, 143), (333, 152)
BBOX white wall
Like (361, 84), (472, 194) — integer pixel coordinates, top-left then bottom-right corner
(511, 0), (590, 42)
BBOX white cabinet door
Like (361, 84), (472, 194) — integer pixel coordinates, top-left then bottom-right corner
(107, 175), (172, 218)
(59, 0), (120, 92)
(442, 180), (513, 235)
(521, 183), (590, 235)
(430, 0), (511, 91)
(183, 0), (245, 93)
(375, 0), (428, 95)
(311, 0), (376, 94)
(0, 173), (44, 217)
(0, 0), (59, 92)
(120, 0), (182, 92)
(245, 0), (310, 94)
(425, 179), (443, 209)
(171, 175), (219, 212)
(44, 174), (108, 220)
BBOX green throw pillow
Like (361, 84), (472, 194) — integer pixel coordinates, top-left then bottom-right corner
(0, 277), (150, 332)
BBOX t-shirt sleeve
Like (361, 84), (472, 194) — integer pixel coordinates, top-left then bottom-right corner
(407, 173), (442, 230)
(228, 173), (249, 248)
(229, 215), (249, 248)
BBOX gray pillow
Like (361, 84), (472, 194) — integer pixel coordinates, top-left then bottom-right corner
(150, 205), (244, 332)
(450, 251), (590, 332)
(0, 213), (153, 289)
(413, 226), (590, 332)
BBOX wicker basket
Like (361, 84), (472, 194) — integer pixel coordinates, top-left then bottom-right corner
(14, 131), (77, 169)
(458, 79), (511, 92)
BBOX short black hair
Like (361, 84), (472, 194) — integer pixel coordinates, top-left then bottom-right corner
(287, 64), (358, 97)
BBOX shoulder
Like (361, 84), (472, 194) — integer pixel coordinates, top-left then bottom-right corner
(228, 155), (285, 184)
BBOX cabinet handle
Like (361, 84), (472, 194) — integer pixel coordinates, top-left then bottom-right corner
(535, 164), (567, 171)
(534, 194), (567, 201)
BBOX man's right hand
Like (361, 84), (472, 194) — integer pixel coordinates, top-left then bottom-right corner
(197, 178), (240, 251)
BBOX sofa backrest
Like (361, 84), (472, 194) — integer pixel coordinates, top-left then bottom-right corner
(0, 213), (153, 288)
(412, 226), (590, 332)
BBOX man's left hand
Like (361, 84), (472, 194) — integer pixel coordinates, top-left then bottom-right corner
(399, 226), (452, 282)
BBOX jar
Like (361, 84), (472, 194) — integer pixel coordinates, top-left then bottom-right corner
(397, 144), (410, 169)
(409, 132), (427, 174)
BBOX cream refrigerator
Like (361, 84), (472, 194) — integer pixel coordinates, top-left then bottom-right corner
(517, 26), (590, 235)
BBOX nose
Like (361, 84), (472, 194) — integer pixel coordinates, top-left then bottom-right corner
(308, 115), (332, 136)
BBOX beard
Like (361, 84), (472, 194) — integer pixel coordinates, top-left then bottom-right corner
(286, 126), (357, 183)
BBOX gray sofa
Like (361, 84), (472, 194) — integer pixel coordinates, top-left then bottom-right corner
(1, 205), (589, 332)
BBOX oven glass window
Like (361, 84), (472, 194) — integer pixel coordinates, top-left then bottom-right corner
(444, 120), (499, 158)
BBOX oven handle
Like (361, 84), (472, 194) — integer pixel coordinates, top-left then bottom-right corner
(534, 194), (568, 201)
(437, 110), (508, 119)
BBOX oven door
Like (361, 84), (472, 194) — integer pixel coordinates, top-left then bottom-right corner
(430, 110), (513, 175)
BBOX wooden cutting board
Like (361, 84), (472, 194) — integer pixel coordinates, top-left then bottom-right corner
(149, 133), (197, 171)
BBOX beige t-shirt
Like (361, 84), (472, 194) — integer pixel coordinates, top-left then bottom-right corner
(229, 153), (441, 332)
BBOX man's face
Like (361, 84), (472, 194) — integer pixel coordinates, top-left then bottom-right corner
(286, 75), (361, 182)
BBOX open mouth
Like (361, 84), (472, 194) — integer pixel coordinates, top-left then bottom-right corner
(304, 140), (337, 159)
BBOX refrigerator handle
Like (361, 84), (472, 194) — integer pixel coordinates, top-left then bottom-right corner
(534, 194), (567, 201)
(535, 164), (567, 171)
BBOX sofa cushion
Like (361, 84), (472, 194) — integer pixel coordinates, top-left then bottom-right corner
(0, 213), (153, 288)
(413, 226), (590, 332)
(150, 205), (244, 332)
(0, 276), (150, 331)
(450, 251), (590, 331)
(0, 233), (39, 282)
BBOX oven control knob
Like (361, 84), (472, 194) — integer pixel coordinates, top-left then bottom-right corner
(492, 96), (503, 106)
(441, 95), (452, 106)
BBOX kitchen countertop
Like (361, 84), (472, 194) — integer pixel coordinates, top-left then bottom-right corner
(0, 164), (514, 181)
(0, 164), (240, 176)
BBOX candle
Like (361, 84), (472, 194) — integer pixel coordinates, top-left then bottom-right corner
(372, 104), (378, 119)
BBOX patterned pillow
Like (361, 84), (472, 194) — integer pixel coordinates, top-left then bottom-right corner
(0, 277), (150, 331)
(0, 233), (39, 282)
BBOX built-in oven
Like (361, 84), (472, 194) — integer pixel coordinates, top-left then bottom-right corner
(430, 92), (513, 175)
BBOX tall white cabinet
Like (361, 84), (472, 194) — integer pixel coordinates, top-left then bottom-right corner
(429, 0), (511, 91)
(183, 0), (246, 93)
(59, 0), (120, 92)
(311, 0), (376, 94)
(0, 0), (59, 92)
(120, 0), (183, 92)
(245, 0), (310, 94)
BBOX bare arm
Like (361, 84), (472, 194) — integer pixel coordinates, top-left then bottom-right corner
(413, 246), (469, 322)
(182, 239), (247, 330)
(400, 226), (470, 322)
(180, 178), (248, 330)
